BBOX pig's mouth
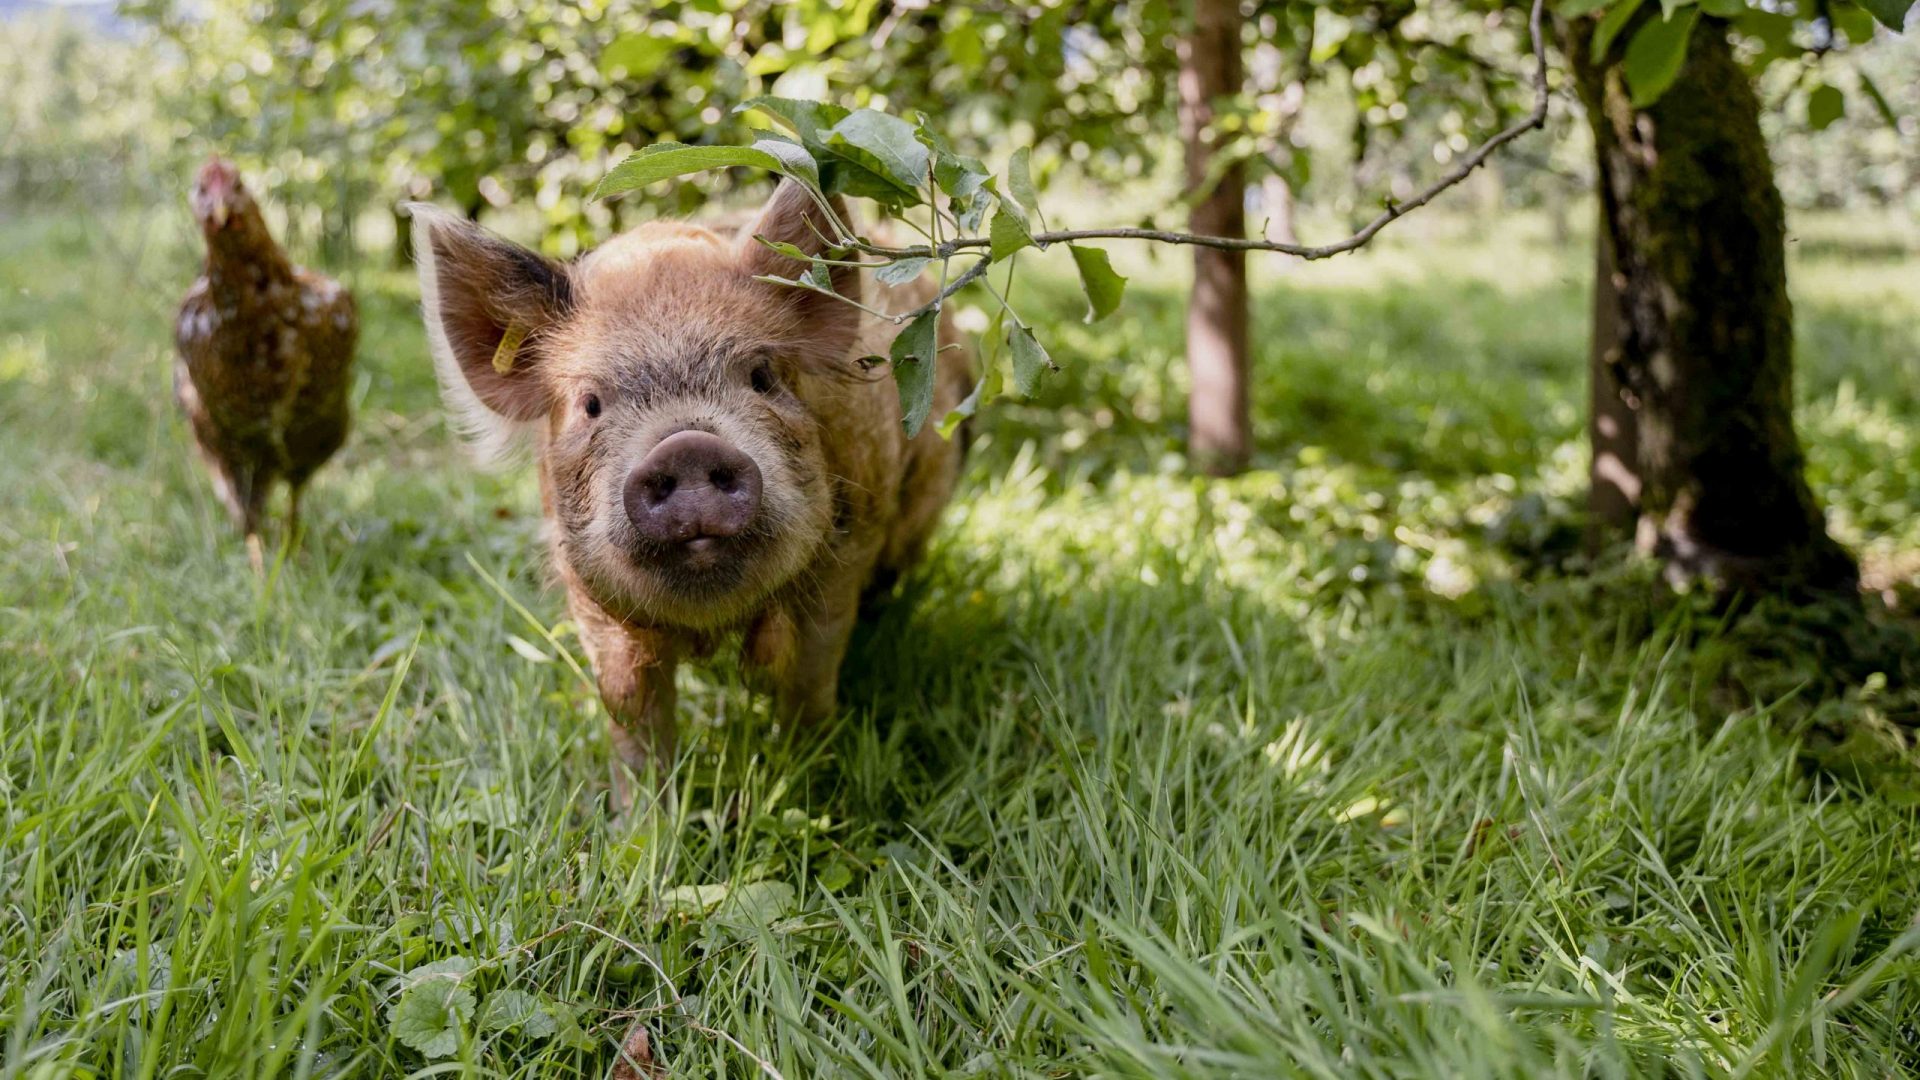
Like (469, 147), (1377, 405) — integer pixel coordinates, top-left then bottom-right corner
(623, 521), (777, 597)
(618, 507), (791, 599)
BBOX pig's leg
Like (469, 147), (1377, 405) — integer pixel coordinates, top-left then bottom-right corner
(776, 580), (863, 724)
(582, 619), (680, 812)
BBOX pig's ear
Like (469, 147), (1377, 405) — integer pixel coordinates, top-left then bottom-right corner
(736, 181), (861, 363)
(407, 203), (573, 458)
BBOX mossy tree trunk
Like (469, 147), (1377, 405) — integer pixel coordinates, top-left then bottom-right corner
(1179, 0), (1252, 477)
(1567, 16), (1857, 593)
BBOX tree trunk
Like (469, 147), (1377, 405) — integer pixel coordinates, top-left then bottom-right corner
(1179, 0), (1251, 476)
(1261, 172), (1298, 246)
(1586, 208), (1640, 548)
(1567, 17), (1857, 594)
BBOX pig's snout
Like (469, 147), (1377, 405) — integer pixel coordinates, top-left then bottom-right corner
(624, 429), (763, 549)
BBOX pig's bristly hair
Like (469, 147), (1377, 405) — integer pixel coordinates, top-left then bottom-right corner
(406, 202), (573, 466)
(410, 186), (889, 468)
(735, 182), (864, 372)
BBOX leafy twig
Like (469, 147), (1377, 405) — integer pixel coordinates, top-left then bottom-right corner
(853, 0), (1550, 265)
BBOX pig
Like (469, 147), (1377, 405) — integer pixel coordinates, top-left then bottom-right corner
(407, 182), (972, 799)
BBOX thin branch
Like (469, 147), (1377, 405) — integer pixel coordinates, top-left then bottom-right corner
(855, 0), (1551, 265)
(752, 273), (901, 321)
(931, 256), (991, 306)
(883, 255), (991, 325)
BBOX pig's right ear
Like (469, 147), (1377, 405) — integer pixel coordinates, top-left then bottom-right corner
(407, 204), (573, 456)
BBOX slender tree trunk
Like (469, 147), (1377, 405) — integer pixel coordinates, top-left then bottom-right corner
(1261, 173), (1298, 245)
(1179, 0), (1251, 476)
(1567, 17), (1857, 593)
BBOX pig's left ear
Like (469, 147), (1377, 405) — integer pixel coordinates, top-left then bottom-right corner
(736, 181), (862, 364)
(407, 204), (574, 463)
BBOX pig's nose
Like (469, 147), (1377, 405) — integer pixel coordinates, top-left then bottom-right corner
(624, 430), (763, 545)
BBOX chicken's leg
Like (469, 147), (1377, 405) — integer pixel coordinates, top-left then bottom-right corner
(233, 470), (270, 576)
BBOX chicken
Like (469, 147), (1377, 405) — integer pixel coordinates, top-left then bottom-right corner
(174, 158), (356, 570)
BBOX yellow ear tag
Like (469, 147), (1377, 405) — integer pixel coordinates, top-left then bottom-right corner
(492, 322), (529, 376)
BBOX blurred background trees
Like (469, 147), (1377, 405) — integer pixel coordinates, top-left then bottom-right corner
(1, 0), (1915, 597)
(7, 0), (1912, 244)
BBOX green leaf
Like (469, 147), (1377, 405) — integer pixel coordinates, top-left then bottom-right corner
(914, 123), (990, 200)
(657, 883), (732, 919)
(934, 153), (991, 200)
(944, 16), (987, 69)
(1857, 0), (1912, 29)
(400, 956), (475, 986)
(1658, 0), (1693, 21)
(952, 191), (990, 233)
(390, 973), (475, 1058)
(938, 375), (985, 438)
(754, 237), (813, 263)
(1807, 83), (1846, 130)
(478, 989), (552, 1036)
(1830, 2), (1880, 40)
(825, 109), (931, 196)
(890, 308), (941, 437)
(1698, 0), (1743, 15)
(874, 257), (931, 287)
(522, 1003), (560, 1040)
(1008, 325), (1055, 398)
(600, 32), (681, 78)
(940, 309), (1006, 434)
(989, 207), (1034, 262)
(1858, 70), (1900, 128)
(1624, 8), (1701, 108)
(736, 96), (850, 148)
(815, 859), (856, 893)
(752, 133), (820, 189)
(1007, 147), (1043, 225)
(718, 881), (796, 923)
(1592, 0), (1646, 62)
(820, 160), (920, 203)
(545, 1001), (597, 1051)
(1069, 245), (1127, 323)
(597, 143), (785, 200)
(1557, 0), (1616, 18)
(1733, 9), (1797, 59)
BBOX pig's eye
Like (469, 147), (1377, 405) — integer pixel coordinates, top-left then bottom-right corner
(582, 394), (602, 419)
(750, 362), (778, 396)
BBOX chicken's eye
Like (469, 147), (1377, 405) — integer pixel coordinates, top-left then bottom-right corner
(750, 362), (777, 396)
(583, 394), (602, 419)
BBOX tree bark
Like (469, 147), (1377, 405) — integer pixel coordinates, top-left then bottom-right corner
(1567, 17), (1857, 593)
(1261, 172), (1299, 246)
(1179, 0), (1252, 476)
(1585, 207), (1640, 548)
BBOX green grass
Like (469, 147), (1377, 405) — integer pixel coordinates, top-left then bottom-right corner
(3, 202), (1919, 1078)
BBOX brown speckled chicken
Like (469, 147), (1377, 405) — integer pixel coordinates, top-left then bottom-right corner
(175, 158), (356, 569)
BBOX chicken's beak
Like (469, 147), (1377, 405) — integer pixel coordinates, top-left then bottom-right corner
(210, 201), (230, 228)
